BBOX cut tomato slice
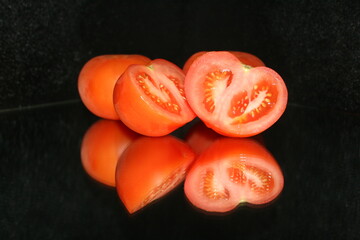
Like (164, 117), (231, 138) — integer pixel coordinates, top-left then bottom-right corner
(115, 135), (195, 214)
(184, 51), (288, 137)
(183, 51), (265, 74)
(184, 137), (284, 213)
(80, 119), (138, 187)
(114, 59), (196, 136)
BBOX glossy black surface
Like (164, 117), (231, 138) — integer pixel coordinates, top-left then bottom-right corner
(1, 102), (359, 239)
(1, 0), (360, 111)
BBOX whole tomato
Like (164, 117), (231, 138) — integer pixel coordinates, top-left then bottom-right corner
(78, 54), (150, 119)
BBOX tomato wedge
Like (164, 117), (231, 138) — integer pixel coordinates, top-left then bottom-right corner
(81, 119), (138, 187)
(116, 135), (195, 214)
(113, 59), (196, 136)
(184, 137), (284, 213)
(183, 51), (265, 74)
(184, 51), (288, 137)
(78, 55), (151, 119)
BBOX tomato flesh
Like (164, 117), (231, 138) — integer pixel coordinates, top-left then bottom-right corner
(185, 51), (288, 137)
(184, 138), (284, 213)
(116, 136), (195, 214)
(114, 59), (195, 136)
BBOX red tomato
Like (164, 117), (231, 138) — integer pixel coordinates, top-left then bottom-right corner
(78, 55), (151, 119)
(116, 135), (195, 214)
(184, 138), (284, 213)
(185, 121), (221, 155)
(186, 121), (265, 155)
(81, 119), (138, 187)
(185, 51), (288, 137)
(113, 59), (196, 136)
(183, 51), (265, 74)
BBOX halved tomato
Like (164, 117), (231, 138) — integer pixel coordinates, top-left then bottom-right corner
(78, 55), (151, 119)
(184, 137), (284, 213)
(113, 59), (196, 136)
(80, 119), (138, 187)
(185, 51), (288, 137)
(183, 51), (265, 74)
(116, 135), (195, 214)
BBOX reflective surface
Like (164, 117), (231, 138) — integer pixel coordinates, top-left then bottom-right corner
(1, 102), (359, 239)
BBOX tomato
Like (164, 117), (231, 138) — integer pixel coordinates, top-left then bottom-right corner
(116, 135), (195, 214)
(81, 119), (138, 187)
(184, 51), (288, 137)
(185, 121), (221, 155)
(184, 137), (284, 213)
(78, 55), (151, 119)
(113, 59), (196, 136)
(186, 120), (265, 155)
(183, 51), (265, 74)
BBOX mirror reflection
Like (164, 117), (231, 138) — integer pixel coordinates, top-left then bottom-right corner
(80, 120), (284, 215)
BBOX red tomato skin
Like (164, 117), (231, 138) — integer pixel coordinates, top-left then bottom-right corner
(80, 119), (138, 187)
(184, 137), (284, 213)
(78, 55), (151, 119)
(113, 59), (196, 136)
(183, 51), (265, 74)
(116, 136), (195, 214)
(184, 51), (288, 137)
(186, 121), (266, 155)
(185, 121), (221, 155)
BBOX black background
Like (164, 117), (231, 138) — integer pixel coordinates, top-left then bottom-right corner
(1, 0), (360, 239)
(1, 0), (360, 112)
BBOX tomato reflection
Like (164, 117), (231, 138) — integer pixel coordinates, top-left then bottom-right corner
(115, 135), (195, 214)
(184, 136), (284, 213)
(185, 121), (220, 155)
(80, 119), (138, 187)
(186, 121), (265, 155)
(81, 120), (283, 215)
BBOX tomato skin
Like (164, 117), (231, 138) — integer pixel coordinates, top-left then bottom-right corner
(116, 135), (195, 214)
(80, 119), (138, 187)
(113, 59), (196, 136)
(183, 51), (265, 74)
(186, 121), (265, 155)
(184, 137), (284, 213)
(185, 121), (221, 155)
(184, 51), (288, 137)
(78, 55), (151, 119)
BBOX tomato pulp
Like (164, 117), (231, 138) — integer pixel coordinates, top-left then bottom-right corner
(184, 137), (284, 213)
(78, 54), (151, 119)
(183, 51), (265, 74)
(114, 59), (196, 136)
(80, 119), (138, 187)
(184, 51), (288, 137)
(116, 135), (195, 214)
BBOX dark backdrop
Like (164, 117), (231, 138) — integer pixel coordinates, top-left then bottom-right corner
(0, 0), (360, 112)
(1, 1), (360, 239)
(1, 0), (359, 112)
